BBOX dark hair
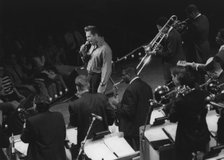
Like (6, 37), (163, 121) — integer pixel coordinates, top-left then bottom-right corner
(34, 94), (50, 112)
(218, 28), (224, 40)
(171, 66), (196, 88)
(156, 17), (168, 27)
(185, 4), (199, 15)
(122, 66), (137, 76)
(84, 25), (103, 37)
(75, 74), (90, 91)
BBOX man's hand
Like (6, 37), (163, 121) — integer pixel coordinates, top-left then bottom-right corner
(97, 83), (107, 93)
(109, 96), (120, 110)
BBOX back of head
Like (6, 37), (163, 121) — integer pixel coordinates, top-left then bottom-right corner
(122, 66), (137, 77)
(171, 66), (196, 88)
(156, 16), (168, 27)
(185, 4), (199, 16)
(84, 25), (103, 37)
(75, 74), (90, 92)
(34, 94), (51, 113)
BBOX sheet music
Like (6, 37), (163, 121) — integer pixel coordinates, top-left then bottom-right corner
(162, 123), (177, 141)
(104, 136), (135, 157)
(15, 140), (29, 156)
(66, 128), (77, 145)
(84, 140), (117, 160)
(206, 110), (219, 133)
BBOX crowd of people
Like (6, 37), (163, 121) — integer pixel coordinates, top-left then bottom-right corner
(1, 3), (224, 160)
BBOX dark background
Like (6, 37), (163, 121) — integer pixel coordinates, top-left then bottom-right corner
(1, 0), (224, 59)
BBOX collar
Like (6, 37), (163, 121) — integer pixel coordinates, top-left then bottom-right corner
(76, 89), (89, 98)
(216, 69), (223, 77)
(97, 39), (105, 47)
(219, 45), (224, 51)
(194, 13), (201, 20)
(129, 76), (139, 84)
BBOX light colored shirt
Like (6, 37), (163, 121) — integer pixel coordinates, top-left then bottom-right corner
(87, 41), (112, 87)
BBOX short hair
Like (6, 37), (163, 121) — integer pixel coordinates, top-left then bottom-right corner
(185, 4), (199, 15)
(75, 74), (90, 91)
(34, 94), (51, 112)
(84, 25), (103, 37)
(156, 17), (168, 27)
(218, 28), (224, 40)
(171, 66), (196, 88)
(122, 66), (137, 76)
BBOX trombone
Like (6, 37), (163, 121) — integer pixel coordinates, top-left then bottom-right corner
(136, 15), (179, 75)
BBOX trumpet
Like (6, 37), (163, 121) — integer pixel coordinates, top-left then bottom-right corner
(136, 15), (179, 75)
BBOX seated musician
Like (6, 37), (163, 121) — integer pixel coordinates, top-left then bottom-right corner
(168, 66), (210, 160)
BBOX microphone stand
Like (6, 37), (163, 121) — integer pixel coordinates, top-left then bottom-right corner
(140, 99), (154, 158)
(76, 117), (96, 160)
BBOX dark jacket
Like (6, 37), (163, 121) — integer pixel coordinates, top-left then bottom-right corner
(21, 111), (66, 160)
(169, 89), (210, 159)
(117, 78), (153, 137)
(182, 14), (210, 63)
(162, 28), (185, 65)
(69, 92), (115, 147)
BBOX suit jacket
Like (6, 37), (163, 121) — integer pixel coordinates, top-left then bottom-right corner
(117, 78), (153, 137)
(169, 89), (210, 158)
(182, 14), (210, 63)
(162, 28), (185, 65)
(21, 111), (66, 160)
(69, 92), (115, 147)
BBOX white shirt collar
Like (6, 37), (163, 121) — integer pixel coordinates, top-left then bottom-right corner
(219, 45), (224, 52)
(129, 76), (139, 84)
(194, 13), (201, 19)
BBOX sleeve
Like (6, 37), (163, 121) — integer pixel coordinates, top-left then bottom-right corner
(103, 96), (116, 125)
(168, 98), (182, 123)
(0, 125), (9, 148)
(98, 46), (112, 93)
(117, 89), (137, 119)
(162, 34), (178, 58)
(21, 119), (34, 143)
(68, 104), (78, 127)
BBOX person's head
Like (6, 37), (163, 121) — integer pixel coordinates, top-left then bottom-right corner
(205, 57), (223, 78)
(214, 54), (224, 71)
(185, 4), (200, 19)
(84, 25), (104, 45)
(34, 94), (51, 113)
(156, 17), (168, 31)
(216, 28), (224, 46)
(121, 66), (137, 84)
(171, 66), (196, 88)
(75, 74), (90, 93)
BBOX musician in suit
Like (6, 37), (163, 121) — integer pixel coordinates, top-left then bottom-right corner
(111, 67), (153, 150)
(68, 74), (115, 156)
(169, 66), (210, 160)
(21, 94), (67, 160)
(156, 16), (185, 86)
(182, 4), (210, 64)
(79, 25), (112, 93)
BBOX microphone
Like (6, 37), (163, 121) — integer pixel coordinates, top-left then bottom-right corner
(91, 113), (103, 121)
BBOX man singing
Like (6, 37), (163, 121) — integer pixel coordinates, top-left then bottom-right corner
(79, 25), (112, 93)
